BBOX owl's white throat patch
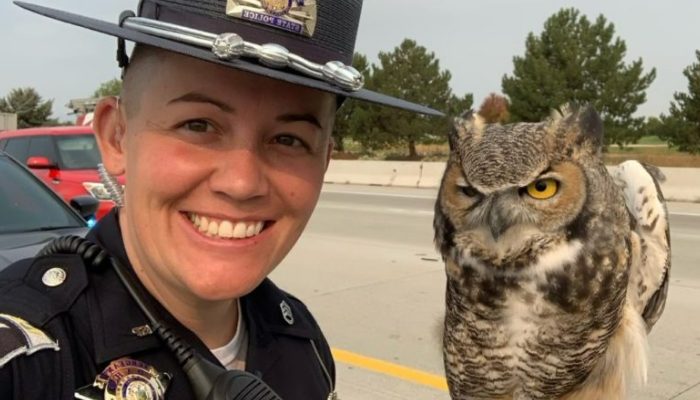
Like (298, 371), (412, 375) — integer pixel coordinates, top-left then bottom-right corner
(529, 240), (583, 278)
(455, 229), (583, 279)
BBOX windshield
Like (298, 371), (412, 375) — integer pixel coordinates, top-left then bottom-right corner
(56, 134), (102, 170)
(0, 156), (84, 234)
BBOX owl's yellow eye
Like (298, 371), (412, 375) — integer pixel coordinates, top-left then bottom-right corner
(526, 179), (559, 199)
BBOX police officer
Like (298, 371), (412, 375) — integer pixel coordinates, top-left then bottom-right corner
(0, 1), (440, 399)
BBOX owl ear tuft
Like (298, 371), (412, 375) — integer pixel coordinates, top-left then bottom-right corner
(449, 110), (485, 150)
(550, 103), (603, 147)
(577, 104), (603, 144)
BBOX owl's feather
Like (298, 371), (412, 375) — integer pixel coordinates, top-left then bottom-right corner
(614, 160), (671, 331)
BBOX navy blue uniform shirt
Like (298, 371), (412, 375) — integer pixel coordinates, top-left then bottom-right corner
(0, 209), (335, 399)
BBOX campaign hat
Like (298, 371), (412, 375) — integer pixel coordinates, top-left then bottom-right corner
(15, 1), (443, 116)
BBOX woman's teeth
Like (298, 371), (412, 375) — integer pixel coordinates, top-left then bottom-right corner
(188, 213), (264, 239)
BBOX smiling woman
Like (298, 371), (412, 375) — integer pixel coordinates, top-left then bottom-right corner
(0, 1), (440, 399)
(96, 48), (336, 320)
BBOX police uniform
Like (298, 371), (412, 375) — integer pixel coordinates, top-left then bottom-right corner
(0, 210), (335, 399)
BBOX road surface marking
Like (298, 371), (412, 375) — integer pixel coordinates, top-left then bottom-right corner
(323, 189), (436, 199)
(332, 348), (448, 392)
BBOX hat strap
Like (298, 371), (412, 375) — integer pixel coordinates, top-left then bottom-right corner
(121, 16), (364, 91)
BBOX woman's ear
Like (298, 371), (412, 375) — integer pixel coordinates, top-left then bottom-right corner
(93, 96), (126, 176)
(324, 136), (335, 172)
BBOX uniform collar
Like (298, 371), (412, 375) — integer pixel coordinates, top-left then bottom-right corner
(85, 208), (320, 368)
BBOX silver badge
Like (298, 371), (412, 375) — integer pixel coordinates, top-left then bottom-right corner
(42, 267), (67, 287)
(75, 358), (171, 400)
(226, 0), (318, 37)
(280, 300), (294, 325)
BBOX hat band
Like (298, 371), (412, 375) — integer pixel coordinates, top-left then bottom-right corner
(121, 16), (364, 91)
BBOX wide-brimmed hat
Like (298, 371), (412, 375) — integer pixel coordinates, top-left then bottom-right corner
(15, 1), (443, 116)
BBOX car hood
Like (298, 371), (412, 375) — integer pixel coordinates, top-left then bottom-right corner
(0, 227), (89, 271)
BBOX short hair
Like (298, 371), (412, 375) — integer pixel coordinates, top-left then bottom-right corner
(120, 45), (163, 117)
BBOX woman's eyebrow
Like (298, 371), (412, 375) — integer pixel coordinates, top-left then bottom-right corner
(167, 92), (235, 113)
(276, 113), (322, 129)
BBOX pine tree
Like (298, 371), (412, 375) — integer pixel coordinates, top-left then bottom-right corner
(366, 39), (472, 158)
(333, 53), (372, 152)
(0, 87), (56, 128)
(657, 50), (700, 153)
(502, 8), (656, 147)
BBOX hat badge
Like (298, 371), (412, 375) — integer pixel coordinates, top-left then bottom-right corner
(261, 0), (294, 16)
(227, 0), (318, 37)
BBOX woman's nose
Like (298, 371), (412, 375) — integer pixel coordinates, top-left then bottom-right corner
(207, 147), (270, 201)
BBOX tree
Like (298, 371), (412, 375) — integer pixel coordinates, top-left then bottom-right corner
(478, 93), (510, 123)
(656, 50), (700, 153)
(0, 87), (56, 128)
(502, 8), (656, 147)
(333, 53), (372, 152)
(364, 39), (473, 157)
(93, 78), (122, 98)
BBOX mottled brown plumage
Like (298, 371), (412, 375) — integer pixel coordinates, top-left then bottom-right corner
(434, 105), (670, 400)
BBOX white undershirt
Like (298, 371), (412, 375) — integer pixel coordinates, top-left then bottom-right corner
(210, 299), (248, 370)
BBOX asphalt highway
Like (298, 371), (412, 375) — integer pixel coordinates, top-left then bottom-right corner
(270, 183), (700, 400)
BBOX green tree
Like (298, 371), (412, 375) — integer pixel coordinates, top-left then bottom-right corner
(333, 53), (372, 152)
(656, 50), (700, 153)
(364, 39), (472, 157)
(93, 78), (123, 98)
(502, 8), (656, 147)
(0, 87), (56, 128)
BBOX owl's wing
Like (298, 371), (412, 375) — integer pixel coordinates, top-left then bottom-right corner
(614, 160), (671, 332)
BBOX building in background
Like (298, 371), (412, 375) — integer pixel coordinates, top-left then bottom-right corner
(0, 112), (17, 131)
(67, 98), (97, 126)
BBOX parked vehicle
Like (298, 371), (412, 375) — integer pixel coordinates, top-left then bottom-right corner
(0, 126), (125, 219)
(0, 151), (97, 271)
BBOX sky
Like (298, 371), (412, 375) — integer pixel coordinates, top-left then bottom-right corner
(1, 0), (699, 122)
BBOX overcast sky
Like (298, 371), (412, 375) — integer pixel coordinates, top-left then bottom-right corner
(1, 1), (699, 121)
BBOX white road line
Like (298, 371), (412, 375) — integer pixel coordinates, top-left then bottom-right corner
(671, 212), (700, 218)
(674, 232), (700, 240)
(317, 203), (434, 216)
(322, 189), (436, 199)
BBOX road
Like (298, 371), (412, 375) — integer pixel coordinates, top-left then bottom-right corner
(270, 183), (700, 400)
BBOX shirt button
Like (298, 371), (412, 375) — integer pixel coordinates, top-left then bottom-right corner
(42, 267), (67, 287)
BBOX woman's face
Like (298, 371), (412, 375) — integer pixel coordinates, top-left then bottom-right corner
(96, 50), (335, 303)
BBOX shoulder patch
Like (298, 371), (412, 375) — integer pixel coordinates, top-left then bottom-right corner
(0, 313), (59, 367)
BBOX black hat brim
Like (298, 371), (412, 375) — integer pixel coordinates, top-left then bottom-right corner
(15, 1), (444, 117)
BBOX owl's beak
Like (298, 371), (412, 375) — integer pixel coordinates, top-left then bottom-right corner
(487, 195), (516, 240)
(489, 213), (510, 240)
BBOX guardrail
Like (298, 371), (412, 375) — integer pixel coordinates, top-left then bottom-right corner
(325, 160), (700, 203)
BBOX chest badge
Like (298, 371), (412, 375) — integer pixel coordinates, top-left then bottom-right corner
(75, 358), (171, 400)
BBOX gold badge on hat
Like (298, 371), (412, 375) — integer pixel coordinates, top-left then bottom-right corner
(226, 0), (318, 37)
(75, 358), (171, 400)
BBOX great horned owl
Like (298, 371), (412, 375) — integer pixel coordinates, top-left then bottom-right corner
(434, 105), (670, 400)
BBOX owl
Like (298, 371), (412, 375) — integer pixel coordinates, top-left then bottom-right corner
(434, 104), (670, 400)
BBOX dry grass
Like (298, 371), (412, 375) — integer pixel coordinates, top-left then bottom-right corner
(604, 146), (700, 168)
